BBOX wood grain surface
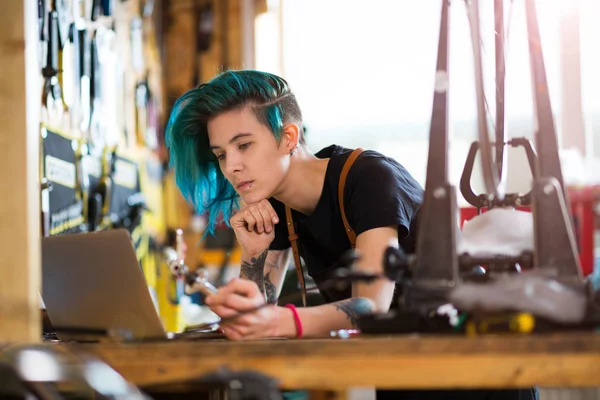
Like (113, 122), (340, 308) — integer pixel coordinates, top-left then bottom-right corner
(78, 333), (600, 390)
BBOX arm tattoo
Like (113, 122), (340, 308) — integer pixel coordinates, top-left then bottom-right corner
(333, 298), (374, 328)
(240, 250), (268, 293)
(265, 255), (281, 270)
(264, 271), (277, 304)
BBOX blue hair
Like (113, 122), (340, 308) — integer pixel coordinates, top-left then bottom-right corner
(165, 70), (303, 236)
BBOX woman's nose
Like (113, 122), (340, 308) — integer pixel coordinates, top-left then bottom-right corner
(224, 153), (242, 175)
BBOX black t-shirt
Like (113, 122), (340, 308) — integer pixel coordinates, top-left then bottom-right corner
(269, 145), (423, 304)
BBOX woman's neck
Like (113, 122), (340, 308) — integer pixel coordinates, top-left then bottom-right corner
(272, 147), (329, 215)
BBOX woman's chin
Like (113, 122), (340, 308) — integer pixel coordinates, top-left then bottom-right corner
(241, 193), (261, 204)
(241, 190), (272, 205)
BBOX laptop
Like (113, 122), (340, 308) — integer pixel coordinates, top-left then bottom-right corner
(42, 229), (220, 342)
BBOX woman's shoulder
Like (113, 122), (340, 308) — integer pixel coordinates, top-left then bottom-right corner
(343, 148), (409, 178)
(344, 148), (423, 197)
(318, 144), (420, 188)
(318, 145), (389, 170)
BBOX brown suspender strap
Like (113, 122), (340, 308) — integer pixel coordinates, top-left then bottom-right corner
(285, 205), (307, 307)
(338, 148), (364, 248)
(285, 148), (364, 307)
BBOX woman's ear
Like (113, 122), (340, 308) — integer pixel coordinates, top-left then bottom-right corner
(282, 123), (300, 152)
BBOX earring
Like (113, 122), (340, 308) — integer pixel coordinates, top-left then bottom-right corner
(289, 146), (298, 156)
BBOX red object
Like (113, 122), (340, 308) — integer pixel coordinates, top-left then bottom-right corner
(285, 304), (303, 338)
(459, 185), (600, 277)
(566, 186), (600, 277)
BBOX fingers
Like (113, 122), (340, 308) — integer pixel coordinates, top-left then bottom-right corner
(242, 208), (257, 232)
(205, 278), (264, 316)
(259, 199), (279, 225)
(230, 208), (254, 231)
(246, 199), (276, 233)
(231, 199), (279, 234)
(208, 296), (260, 318)
(257, 199), (279, 231)
(209, 303), (244, 319)
(206, 278), (277, 341)
(246, 205), (264, 233)
(221, 325), (244, 341)
(210, 302), (265, 324)
(221, 308), (275, 341)
(228, 312), (262, 327)
(215, 277), (262, 298)
(228, 277), (264, 297)
(222, 324), (262, 341)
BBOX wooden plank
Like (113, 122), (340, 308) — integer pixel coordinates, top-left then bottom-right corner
(200, 0), (225, 82)
(309, 390), (347, 400)
(227, 0), (242, 69)
(0, 0), (41, 343)
(79, 333), (600, 389)
(166, 0), (196, 97)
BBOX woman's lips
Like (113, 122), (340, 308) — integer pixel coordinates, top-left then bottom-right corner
(237, 180), (254, 191)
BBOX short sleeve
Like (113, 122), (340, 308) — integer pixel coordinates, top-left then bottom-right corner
(268, 197), (291, 250)
(345, 153), (423, 239)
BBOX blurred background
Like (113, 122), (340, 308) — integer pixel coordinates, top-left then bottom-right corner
(0, 2), (594, 398)
(30, 0), (600, 331)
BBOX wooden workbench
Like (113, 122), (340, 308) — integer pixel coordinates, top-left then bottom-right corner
(78, 332), (600, 391)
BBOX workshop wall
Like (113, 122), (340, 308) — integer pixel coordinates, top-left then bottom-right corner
(38, 0), (188, 331)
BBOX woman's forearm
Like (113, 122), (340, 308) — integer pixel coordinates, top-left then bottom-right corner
(239, 248), (290, 304)
(274, 297), (375, 338)
(239, 249), (268, 294)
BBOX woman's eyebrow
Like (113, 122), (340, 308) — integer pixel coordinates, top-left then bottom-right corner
(210, 133), (253, 150)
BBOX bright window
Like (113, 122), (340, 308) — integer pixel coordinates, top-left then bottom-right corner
(257, 1), (570, 204)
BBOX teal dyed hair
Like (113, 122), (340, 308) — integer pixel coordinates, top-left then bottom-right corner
(165, 70), (304, 236)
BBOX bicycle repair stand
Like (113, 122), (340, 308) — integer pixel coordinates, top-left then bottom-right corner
(399, 0), (584, 314)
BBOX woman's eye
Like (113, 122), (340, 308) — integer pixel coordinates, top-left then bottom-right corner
(239, 142), (251, 150)
(216, 153), (225, 161)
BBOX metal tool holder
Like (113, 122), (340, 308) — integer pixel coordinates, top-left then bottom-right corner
(169, 253), (219, 297)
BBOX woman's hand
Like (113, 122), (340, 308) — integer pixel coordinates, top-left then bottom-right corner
(230, 199), (279, 256)
(205, 277), (279, 341)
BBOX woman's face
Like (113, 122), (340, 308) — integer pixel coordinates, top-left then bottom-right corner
(208, 106), (291, 204)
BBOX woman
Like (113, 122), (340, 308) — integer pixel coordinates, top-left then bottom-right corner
(166, 69), (421, 339)
(166, 70), (536, 400)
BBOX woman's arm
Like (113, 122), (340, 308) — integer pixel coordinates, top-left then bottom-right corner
(208, 227), (397, 340)
(276, 226), (397, 337)
(240, 249), (291, 304)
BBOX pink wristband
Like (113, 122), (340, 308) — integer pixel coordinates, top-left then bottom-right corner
(285, 304), (303, 338)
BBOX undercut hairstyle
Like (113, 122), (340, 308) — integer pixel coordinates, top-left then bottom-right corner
(165, 70), (304, 235)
